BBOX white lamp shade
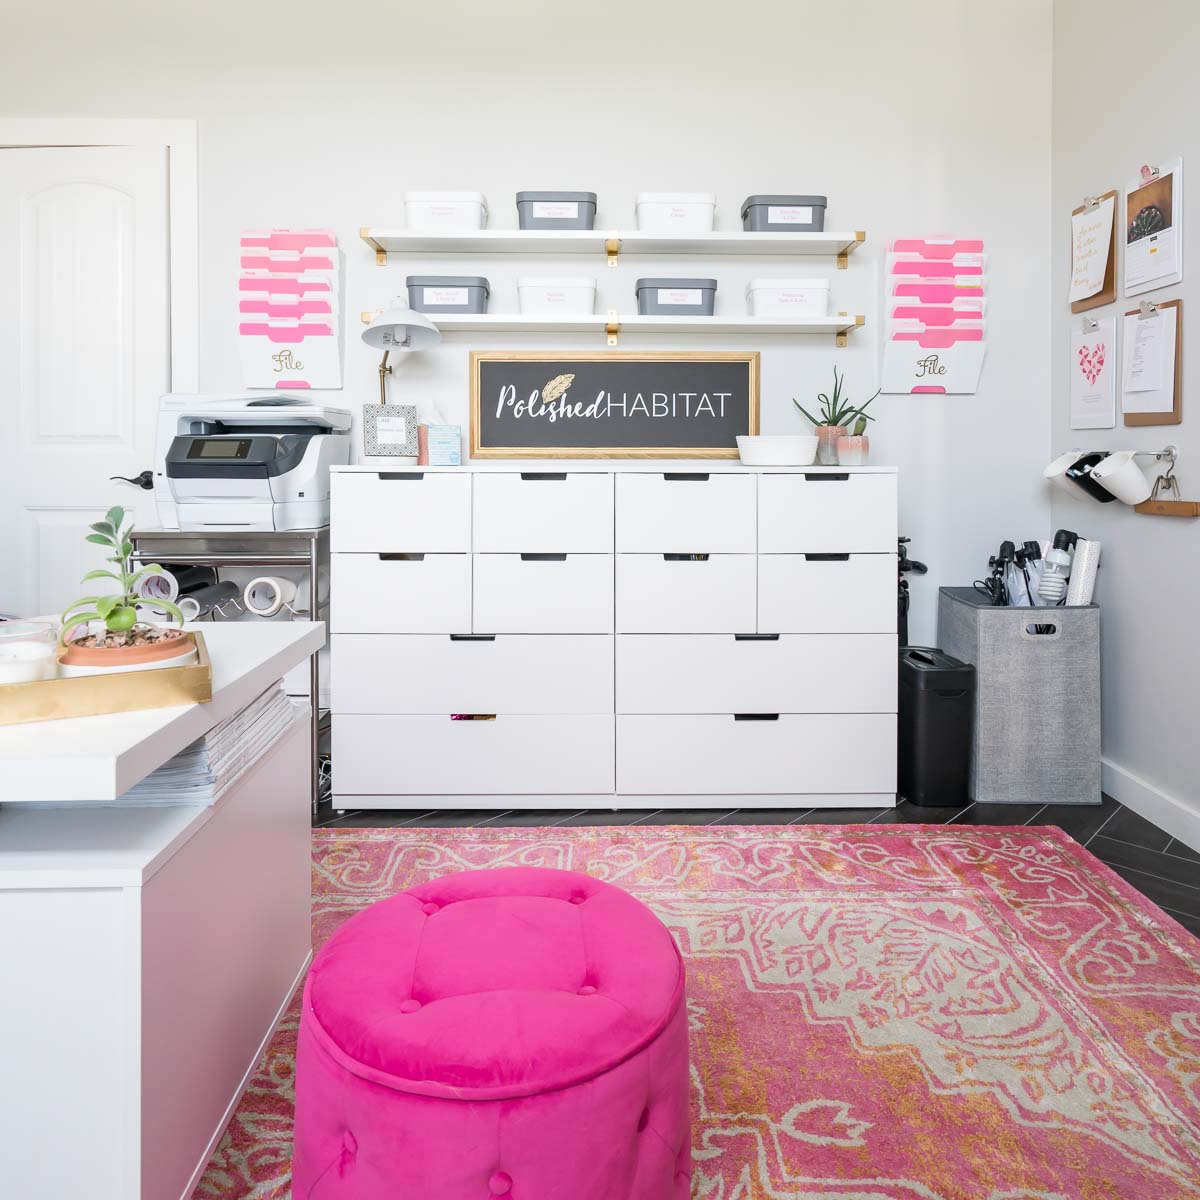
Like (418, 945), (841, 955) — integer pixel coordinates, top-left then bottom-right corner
(362, 300), (441, 350)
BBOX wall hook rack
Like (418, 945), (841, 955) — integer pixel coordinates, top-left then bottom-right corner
(1134, 445), (1200, 516)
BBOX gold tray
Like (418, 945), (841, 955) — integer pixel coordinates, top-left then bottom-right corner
(0, 632), (212, 726)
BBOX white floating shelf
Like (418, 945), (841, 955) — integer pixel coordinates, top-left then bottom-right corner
(415, 312), (864, 344)
(361, 227), (866, 265)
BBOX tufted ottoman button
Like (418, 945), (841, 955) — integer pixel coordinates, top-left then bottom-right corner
(294, 867), (688, 1200)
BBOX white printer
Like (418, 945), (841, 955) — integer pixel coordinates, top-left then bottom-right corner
(154, 394), (352, 530)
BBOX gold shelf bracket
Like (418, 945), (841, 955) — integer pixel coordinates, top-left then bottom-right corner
(606, 310), (620, 346)
(605, 232), (621, 267)
(835, 313), (866, 348)
(836, 230), (867, 270)
(361, 227), (387, 266)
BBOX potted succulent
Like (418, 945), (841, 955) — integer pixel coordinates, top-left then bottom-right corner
(793, 366), (880, 465)
(836, 414), (872, 466)
(58, 506), (195, 676)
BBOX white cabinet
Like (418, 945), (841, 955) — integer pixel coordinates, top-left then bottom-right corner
(474, 472), (613, 552)
(616, 554), (755, 633)
(616, 472), (755, 552)
(758, 472), (896, 553)
(331, 466), (898, 809)
(474, 554), (613, 633)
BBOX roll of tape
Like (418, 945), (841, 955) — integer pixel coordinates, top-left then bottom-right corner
(244, 575), (298, 618)
(136, 568), (180, 604)
(178, 595), (201, 621)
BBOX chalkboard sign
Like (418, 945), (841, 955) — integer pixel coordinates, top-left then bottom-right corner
(470, 351), (759, 458)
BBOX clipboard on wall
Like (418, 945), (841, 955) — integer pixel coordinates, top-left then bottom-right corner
(1071, 189), (1118, 313)
(1122, 298), (1182, 426)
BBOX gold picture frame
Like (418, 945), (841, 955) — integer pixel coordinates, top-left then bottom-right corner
(469, 350), (760, 459)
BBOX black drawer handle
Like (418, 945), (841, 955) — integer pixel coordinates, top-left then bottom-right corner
(804, 553), (851, 561)
(663, 472), (709, 481)
(804, 472), (850, 482)
(734, 713), (780, 721)
(450, 714), (496, 721)
(379, 552), (425, 561)
(450, 634), (496, 642)
(379, 472), (424, 481)
(520, 553), (567, 561)
(663, 553), (709, 561)
(734, 633), (780, 641)
(520, 472), (567, 481)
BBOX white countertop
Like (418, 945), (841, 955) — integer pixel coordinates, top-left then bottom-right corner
(333, 460), (897, 473)
(0, 623), (323, 805)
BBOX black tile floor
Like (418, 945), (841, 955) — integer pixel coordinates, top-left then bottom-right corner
(313, 794), (1200, 937)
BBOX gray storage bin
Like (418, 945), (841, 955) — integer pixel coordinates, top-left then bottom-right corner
(635, 277), (717, 316)
(937, 587), (1100, 805)
(516, 191), (597, 230)
(741, 194), (827, 232)
(406, 275), (490, 314)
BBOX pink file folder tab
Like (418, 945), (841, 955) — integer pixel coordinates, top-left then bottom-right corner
(239, 273), (333, 297)
(892, 282), (984, 302)
(889, 259), (983, 278)
(891, 304), (984, 326)
(891, 327), (984, 347)
(239, 298), (334, 318)
(240, 228), (337, 252)
(275, 379), (312, 389)
(890, 238), (984, 258)
(238, 321), (335, 343)
(239, 253), (336, 274)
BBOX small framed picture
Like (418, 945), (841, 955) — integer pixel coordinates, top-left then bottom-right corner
(362, 403), (418, 457)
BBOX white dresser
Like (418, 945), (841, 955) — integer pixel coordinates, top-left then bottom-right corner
(330, 463), (898, 810)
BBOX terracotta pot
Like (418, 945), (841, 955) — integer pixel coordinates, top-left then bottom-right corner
(835, 434), (870, 466)
(59, 628), (196, 677)
(815, 424), (847, 465)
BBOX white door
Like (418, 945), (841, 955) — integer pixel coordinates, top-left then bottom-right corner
(0, 145), (170, 617)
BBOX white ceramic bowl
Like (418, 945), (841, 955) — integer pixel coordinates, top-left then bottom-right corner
(736, 435), (819, 466)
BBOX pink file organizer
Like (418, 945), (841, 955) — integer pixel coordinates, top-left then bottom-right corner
(890, 301), (986, 325)
(240, 228), (337, 252)
(238, 319), (341, 389)
(890, 238), (984, 258)
(240, 251), (336, 274)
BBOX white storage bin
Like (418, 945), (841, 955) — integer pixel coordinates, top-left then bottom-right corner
(517, 277), (597, 316)
(746, 278), (830, 317)
(404, 191), (488, 231)
(635, 192), (716, 234)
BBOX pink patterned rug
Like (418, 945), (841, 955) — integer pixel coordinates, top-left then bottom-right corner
(194, 825), (1200, 1199)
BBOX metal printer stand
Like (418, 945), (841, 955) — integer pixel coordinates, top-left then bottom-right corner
(130, 528), (329, 814)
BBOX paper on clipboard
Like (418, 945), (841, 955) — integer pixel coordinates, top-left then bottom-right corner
(1125, 158), (1183, 296)
(1121, 304), (1177, 415)
(1069, 195), (1114, 302)
(1070, 317), (1115, 429)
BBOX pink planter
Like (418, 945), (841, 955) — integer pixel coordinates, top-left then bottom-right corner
(292, 867), (690, 1199)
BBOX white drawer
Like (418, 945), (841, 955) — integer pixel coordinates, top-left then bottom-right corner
(331, 471), (471, 552)
(617, 714), (896, 795)
(616, 472), (755, 552)
(758, 554), (897, 632)
(616, 634), (896, 714)
(333, 634), (613, 713)
(331, 553), (470, 633)
(758, 472), (896, 552)
(473, 472), (613, 552)
(473, 554), (613, 633)
(616, 554), (755, 633)
(335, 715), (615, 794)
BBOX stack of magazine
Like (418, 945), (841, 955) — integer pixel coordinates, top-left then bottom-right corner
(121, 685), (299, 806)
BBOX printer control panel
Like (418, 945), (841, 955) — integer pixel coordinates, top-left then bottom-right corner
(187, 438), (253, 460)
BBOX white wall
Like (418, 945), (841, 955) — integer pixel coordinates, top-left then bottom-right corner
(1, 0), (1053, 645)
(1051, 0), (1200, 845)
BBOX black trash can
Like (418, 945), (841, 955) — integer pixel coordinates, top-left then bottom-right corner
(898, 647), (976, 807)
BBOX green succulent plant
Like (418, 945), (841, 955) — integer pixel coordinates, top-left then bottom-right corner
(793, 365), (880, 430)
(59, 507), (184, 645)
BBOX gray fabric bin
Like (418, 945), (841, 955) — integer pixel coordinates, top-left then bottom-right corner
(635, 277), (717, 316)
(741, 194), (827, 232)
(937, 587), (1100, 805)
(406, 276), (490, 314)
(516, 191), (597, 230)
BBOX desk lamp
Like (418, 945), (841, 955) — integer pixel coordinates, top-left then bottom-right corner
(360, 300), (441, 457)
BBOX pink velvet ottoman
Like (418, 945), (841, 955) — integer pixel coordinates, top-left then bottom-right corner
(292, 866), (690, 1199)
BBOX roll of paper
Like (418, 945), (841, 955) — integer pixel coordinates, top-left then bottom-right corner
(244, 575), (298, 617)
(183, 580), (242, 617)
(1066, 539), (1101, 606)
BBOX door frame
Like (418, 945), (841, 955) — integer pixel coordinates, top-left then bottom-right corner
(0, 117), (199, 390)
